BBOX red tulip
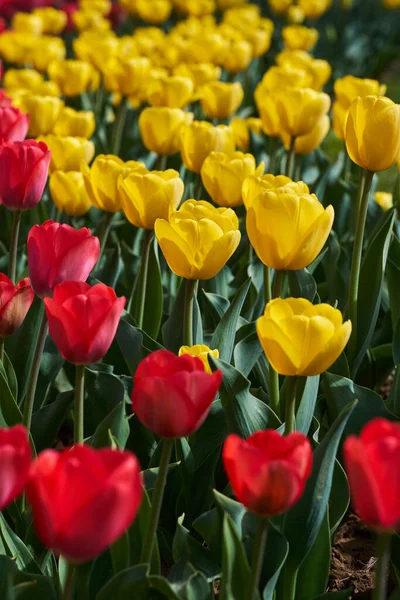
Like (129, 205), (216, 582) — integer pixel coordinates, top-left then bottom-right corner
(0, 90), (13, 108)
(26, 444), (143, 563)
(0, 273), (34, 338)
(0, 107), (29, 142)
(131, 349), (222, 438)
(44, 281), (125, 365)
(28, 220), (100, 298)
(0, 140), (51, 211)
(343, 418), (400, 531)
(223, 430), (313, 517)
(0, 425), (31, 510)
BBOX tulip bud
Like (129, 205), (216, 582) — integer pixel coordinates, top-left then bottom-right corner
(147, 75), (194, 109)
(28, 220), (100, 298)
(0, 140), (51, 211)
(0, 425), (31, 510)
(223, 429), (313, 517)
(0, 274), (34, 338)
(0, 90), (13, 108)
(31, 37), (66, 72)
(135, 0), (172, 23)
(297, 0), (332, 19)
(82, 155), (147, 213)
(201, 151), (264, 208)
(32, 7), (68, 35)
(131, 349), (222, 438)
(230, 117), (262, 152)
(180, 121), (235, 173)
(103, 57), (150, 97)
(12, 93), (64, 137)
(49, 171), (92, 217)
(268, 0), (292, 16)
(155, 199), (241, 280)
(200, 81), (244, 120)
(282, 25), (319, 51)
(119, 169), (184, 230)
(12, 13), (43, 35)
(275, 87), (331, 138)
(0, 106), (29, 142)
(242, 174), (310, 209)
(48, 59), (98, 98)
(178, 344), (219, 374)
(374, 191), (393, 211)
(27, 444), (143, 563)
(174, 63), (221, 89)
(44, 282), (125, 364)
(343, 418), (400, 531)
(3, 68), (44, 92)
(222, 40), (253, 73)
(257, 298), (351, 376)
(345, 95), (400, 172)
(38, 135), (94, 173)
(73, 9), (111, 33)
(52, 107), (96, 139)
(139, 107), (194, 156)
(281, 114), (330, 155)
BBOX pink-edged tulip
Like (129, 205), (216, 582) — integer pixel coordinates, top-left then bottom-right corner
(0, 273), (34, 338)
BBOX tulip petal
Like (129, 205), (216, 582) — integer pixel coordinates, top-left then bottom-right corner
(155, 219), (194, 279)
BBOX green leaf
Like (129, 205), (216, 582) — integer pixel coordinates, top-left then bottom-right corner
(131, 237), (163, 340)
(387, 367), (400, 417)
(283, 399), (357, 571)
(261, 522), (289, 600)
(2, 352), (18, 401)
(95, 564), (149, 600)
(95, 240), (123, 288)
(116, 319), (163, 377)
(88, 401), (129, 449)
(287, 269), (317, 302)
(233, 324), (263, 378)
(211, 278), (251, 364)
(201, 290), (230, 328)
(31, 391), (74, 453)
(220, 513), (251, 600)
(352, 208), (395, 376)
(329, 460), (349, 535)
(162, 279), (187, 353)
(0, 513), (41, 573)
(0, 362), (23, 427)
(111, 531), (130, 575)
(172, 520), (220, 580)
(12, 572), (57, 600)
(296, 511), (331, 600)
(386, 234), (400, 328)
(84, 368), (125, 435)
(127, 489), (160, 574)
(296, 376), (320, 435)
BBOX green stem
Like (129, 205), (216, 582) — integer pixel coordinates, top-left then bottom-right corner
(248, 518), (268, 600)
(268, 137), (278, 175)
(62, 560), (76, 600)
(74, 365), (86, 445)
(285, 138), (296, 179)
(97, 212), (114, 266)
(156, 154), (168, 171)
(183, 279), (198, 347)
(140, 438), (174, 564)
(267, 269), (285, 416)
(373, 533), (392, 600)
(347, 169), (374, 363)
(23, 311), (48, 433)
(195, 175), (203, 199)
(111, 96), (128, 156)
(272, 270), (285, 300)
(131, 230), (153, 328)
(0, 341), (4, 364)
(285, 376), (298, 435)
(282, 565), (298, 600)
(263, 265), (271, 304)
(8, 210), (22, 283)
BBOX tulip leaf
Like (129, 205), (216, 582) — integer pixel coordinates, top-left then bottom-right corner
(295, 511), (331, 600)
(0, 362), (23, 427)
(387, 367), (400, 418)
(95, 564), (149, 600)
(201, 290), (230, 327)
(163, 279), (202, 353)
(116, 318), (163, 377)
(352, 207), (395, 376)
(386, 234), (400, 328)
(2, 351), (18, 402)
(233, 323), (264, 378)
(282, 399), (357, 572)
(0, 513), (41, 574)
(287, 269), (317, 302)
(97, 239), (123, 289)
(10, 572), (58, 600)
(296, 375), (320, 435)
(172, 520), (220, 580)
(220, 513), (251, 600)
(31, 391), (74, 453)
(88, 401), (129, 450)
(329, 460), (350, 535)
(211, 278), (251, 364)
(84, 368), (126, 436)
(127, 489), (161, 575)
(111, 531), (130, 575)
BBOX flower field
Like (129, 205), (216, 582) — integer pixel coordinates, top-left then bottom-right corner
(0, 0), (399, 598)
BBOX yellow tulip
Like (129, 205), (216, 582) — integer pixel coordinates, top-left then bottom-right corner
(31, 36), (66, 72)
(276, 50), (331, 90)
(242, 174), (309, 208)
(268, 0), (292, 15)
(222, 40), (253, 73)
(200, 81), (244, 120)
(241, 26), (272, 58)
(73, 32), (119, 70)
(38, 135), (95, 173)
(48, 60), (98, 97)
(12, 13), (43, 35)
(174, 0), (216, 16)
(139, 107), (194, 156)
(258, 94), (282, 138)
(180, 121), (236, 173)
(49, 171), (92, 217)
(155, 199), (241, 280)
(275, 87), (331, 138)
(297, 0), (332, 19)
(282, 25), (319, 51)
(332, 101), (348, 140)
(73, 9), (111, 32)
(383, 0), (400, 7)
(82, 155), (147, 213)
(147, 75), (194, 109)
(257, 65), (310, 97)
(222, 4), (261, 27)
(32, 7), (67, 35)
(136, 0), (172, 23)
(178, 344), (219, 373)
(0, 32), (36, 65)
(246, 188), (334, 269)
(3, 68), (43, 92)
(345, 95), (400, 172)
(201, 151), (264, 207)
(103, 57), (151, 97)
(287, 5), (306, 23)
(13, 94), (64, 137)
(119, 169), (184, 230)
(257, 298), (351, 376)
(374, 192), (393, 211)
(230, 117), (263, 151)
(174, 63), (221, 89)
(183, 33), (228, 65)
(53, 107), (96, 139)
(79, 0), (111, 14)
(281, 114), (330, 154)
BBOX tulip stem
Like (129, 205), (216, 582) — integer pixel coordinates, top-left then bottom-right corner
(133, 230), (153, 329)
(111, 96), (128, 156)
(183, 279), (198, 347)
(74, 365), (86, 445)
(263, 265), (271, 304)
(282, 564), (298, 600)
(268, 137), (278, 175)
(264, 266), (281, 416)
(347, 169), (374, 364)
(62, 561), (76, 600)
(156, 155), (168, 171)
(373, 533), (392, 600)
(285, 376), (298, 435)
(97, 212), (114, 267)
(248, 518), (268, 600)
(272, 269), (285, 300)
(23, 312), (48, 433)
(285, 138), (296, 179)
(140, 437), (174, 565)
(8, 210), (22, 283)
(0, 341), (4, 364)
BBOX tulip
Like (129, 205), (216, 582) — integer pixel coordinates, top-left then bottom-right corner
(37, 135), (94, 173)
(230, 117), (262, 151)
(276, 50), (331, 91)
(12, 93), (64, 137)
(0, 425), (31, 510)
(32, 7), (67, 35)
(268, 0), (292, 16)
(200, 81), (244, 120)
(242, 174), (309, 209)
(136, 0), (172, 23)
(258, 94), (283, 139)
(174, 63), (221, 89)
(3, 68), (44, 92)
(131, 349), (222, 438)
(256, 65), (309, 99)
(147, 75), (194, 109)
(246, 188), (334, 269)
(49, 171), (92, 217)
(119, 169), (184, 230)
(0, 106), (29, 142)
(275, 87), (331, 139)
(178, 344), (219, 374)
(139, 107), (194, 156)
(180, 121), (235, 173)
(52, 107), (96, 139)
(282, 25), (318, 51)
(345, 95), (400, 172)
(155, 199), (241, 280)
(281, 114), (330, 155)
(12, 13), (43, 35)
(26, 444), (143, 563)
(48, 59), (98, 97)
(44, 282), (125, 365)
(222, 40), (253, 73)
(82, 155), (146, 213)
(0, 274), (34, 338)
(287, 5), (306, 23)
(31, 37), (66, 72)
(0, 90), (13, 108)
(374, 192), (393, 211)
(257, 298), (351, 376)
(73, 9), (111, 32)
(0, 140), (51, 211)
(201, 151), (264, 207)
(28, 220), (100, 298)
(103, 57), (150, 97)
(297, 0), (332, 18)
(73, 33), (119, 71)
